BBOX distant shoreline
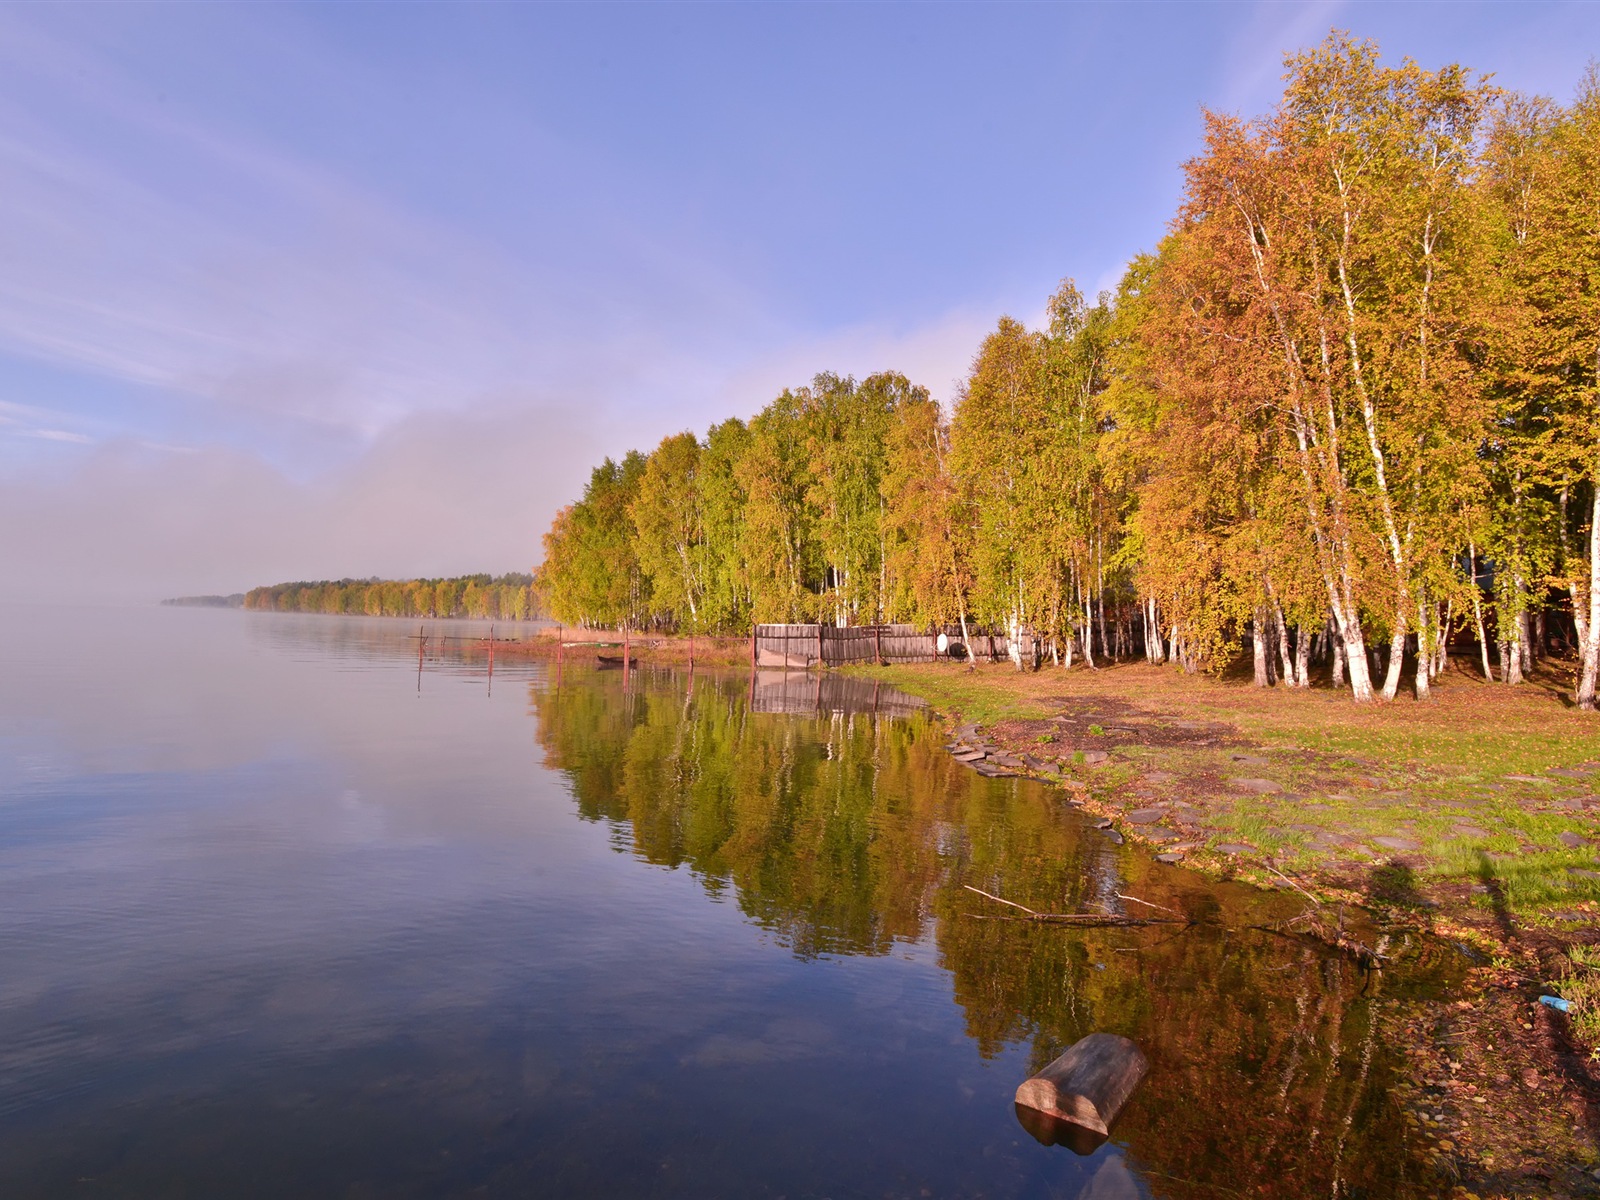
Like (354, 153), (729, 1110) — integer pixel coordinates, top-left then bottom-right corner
(161, 594), (244, 608)
(241, 575), (536, 622)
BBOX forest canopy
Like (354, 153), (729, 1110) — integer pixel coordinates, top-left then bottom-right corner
(535, 34), (1600, 709)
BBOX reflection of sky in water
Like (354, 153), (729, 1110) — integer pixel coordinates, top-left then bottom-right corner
(0, 606), (1148, 1198)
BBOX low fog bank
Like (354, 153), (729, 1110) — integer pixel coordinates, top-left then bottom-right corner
(0, 405), (597, 604)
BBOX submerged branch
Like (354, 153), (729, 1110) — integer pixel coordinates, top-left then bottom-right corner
(962, 885), (1186, 926)
(962, 885), (1040, 916)
(963, 913), (1186, 927)
(1262, 862), (1324, 907)
(1117, 891), (1185, 917)
(963, 887), (1390, 962)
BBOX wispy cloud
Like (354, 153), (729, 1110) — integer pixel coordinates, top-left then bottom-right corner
(0, 7), (778, 451)
(27, 429), (91, 444)
(1211, 0), (1350, 116)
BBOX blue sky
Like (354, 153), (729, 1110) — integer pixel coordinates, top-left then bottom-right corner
(0, 1), (1595, 598)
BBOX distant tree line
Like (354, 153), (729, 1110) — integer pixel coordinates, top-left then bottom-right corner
(536, 34), (1600, 709)
(161, 594), (245, 608)
(245, 574), (537, 621)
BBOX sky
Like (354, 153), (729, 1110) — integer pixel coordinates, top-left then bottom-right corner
(0, 1), (1594, 602)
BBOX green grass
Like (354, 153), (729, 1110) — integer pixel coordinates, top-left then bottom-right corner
(870, 664), (1051, 727)
(1557, 945), (1600, 1045)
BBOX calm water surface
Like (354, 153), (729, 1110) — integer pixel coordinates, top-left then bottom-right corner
(0, 607), (1462, 1198)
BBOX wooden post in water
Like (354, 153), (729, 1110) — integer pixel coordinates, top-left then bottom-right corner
(1014, 1033), (1147, 1138)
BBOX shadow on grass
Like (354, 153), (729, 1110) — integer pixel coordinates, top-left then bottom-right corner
(1473, 850), (1516, 940)
(1536, 682), (1576, 709)
(1364, 860), (1438, 929)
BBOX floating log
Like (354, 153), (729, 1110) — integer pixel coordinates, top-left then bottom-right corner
(1014, 1033), (1148, 1137)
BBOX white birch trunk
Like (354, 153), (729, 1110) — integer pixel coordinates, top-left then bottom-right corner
(1338, 606), (1374, 701)
(1079, 574), (1097, 669)
(1252, 610), (1273, 688)
(1505, 581), (1526, 686)
(1273, 601), (1294, 686)
(1468, 540), (1494, 681)
(1414, 628), (1431, 700)
(1378, 603), (1407, 701)
(1578, 451), (1600, 710)
(1337, 188), (1411, 704)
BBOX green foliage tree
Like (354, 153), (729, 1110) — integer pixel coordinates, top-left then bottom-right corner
(882, 390), (969, 630)
(535, 453), (651, 629)
(631, 432), (707, 629)
(698, 418), (755, 632)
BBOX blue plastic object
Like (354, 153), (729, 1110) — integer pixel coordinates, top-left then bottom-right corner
(1539, 995), (1571, 1013)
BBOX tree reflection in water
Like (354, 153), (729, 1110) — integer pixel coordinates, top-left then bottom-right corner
(533, 667), (1462, 1198)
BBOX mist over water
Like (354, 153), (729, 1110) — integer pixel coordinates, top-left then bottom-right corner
(0, 607), (1460, 1197)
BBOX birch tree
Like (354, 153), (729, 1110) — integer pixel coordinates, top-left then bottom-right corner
(881, 389), (969, 629)
(1485, 73), (1600, 708)
(949, 317), (1049, 664)
(631, 432), (706, 629)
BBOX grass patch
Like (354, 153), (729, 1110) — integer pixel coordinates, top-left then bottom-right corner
(1204, 805), (1280, 850)
(1555, 945), (1600, 1047)
(869, 664), (1050, 727)
(1451, 847), (1600, 911)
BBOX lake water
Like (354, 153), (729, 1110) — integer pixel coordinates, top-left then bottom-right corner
(0, 607), (1464, 1198)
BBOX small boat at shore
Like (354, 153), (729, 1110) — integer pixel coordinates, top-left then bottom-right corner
(596, 654), (638, 668)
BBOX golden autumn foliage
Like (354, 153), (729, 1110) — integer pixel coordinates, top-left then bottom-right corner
(536, 33), (1600, 709)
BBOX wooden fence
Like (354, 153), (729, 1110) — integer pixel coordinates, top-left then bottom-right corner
(753, 624), (1025, 668)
